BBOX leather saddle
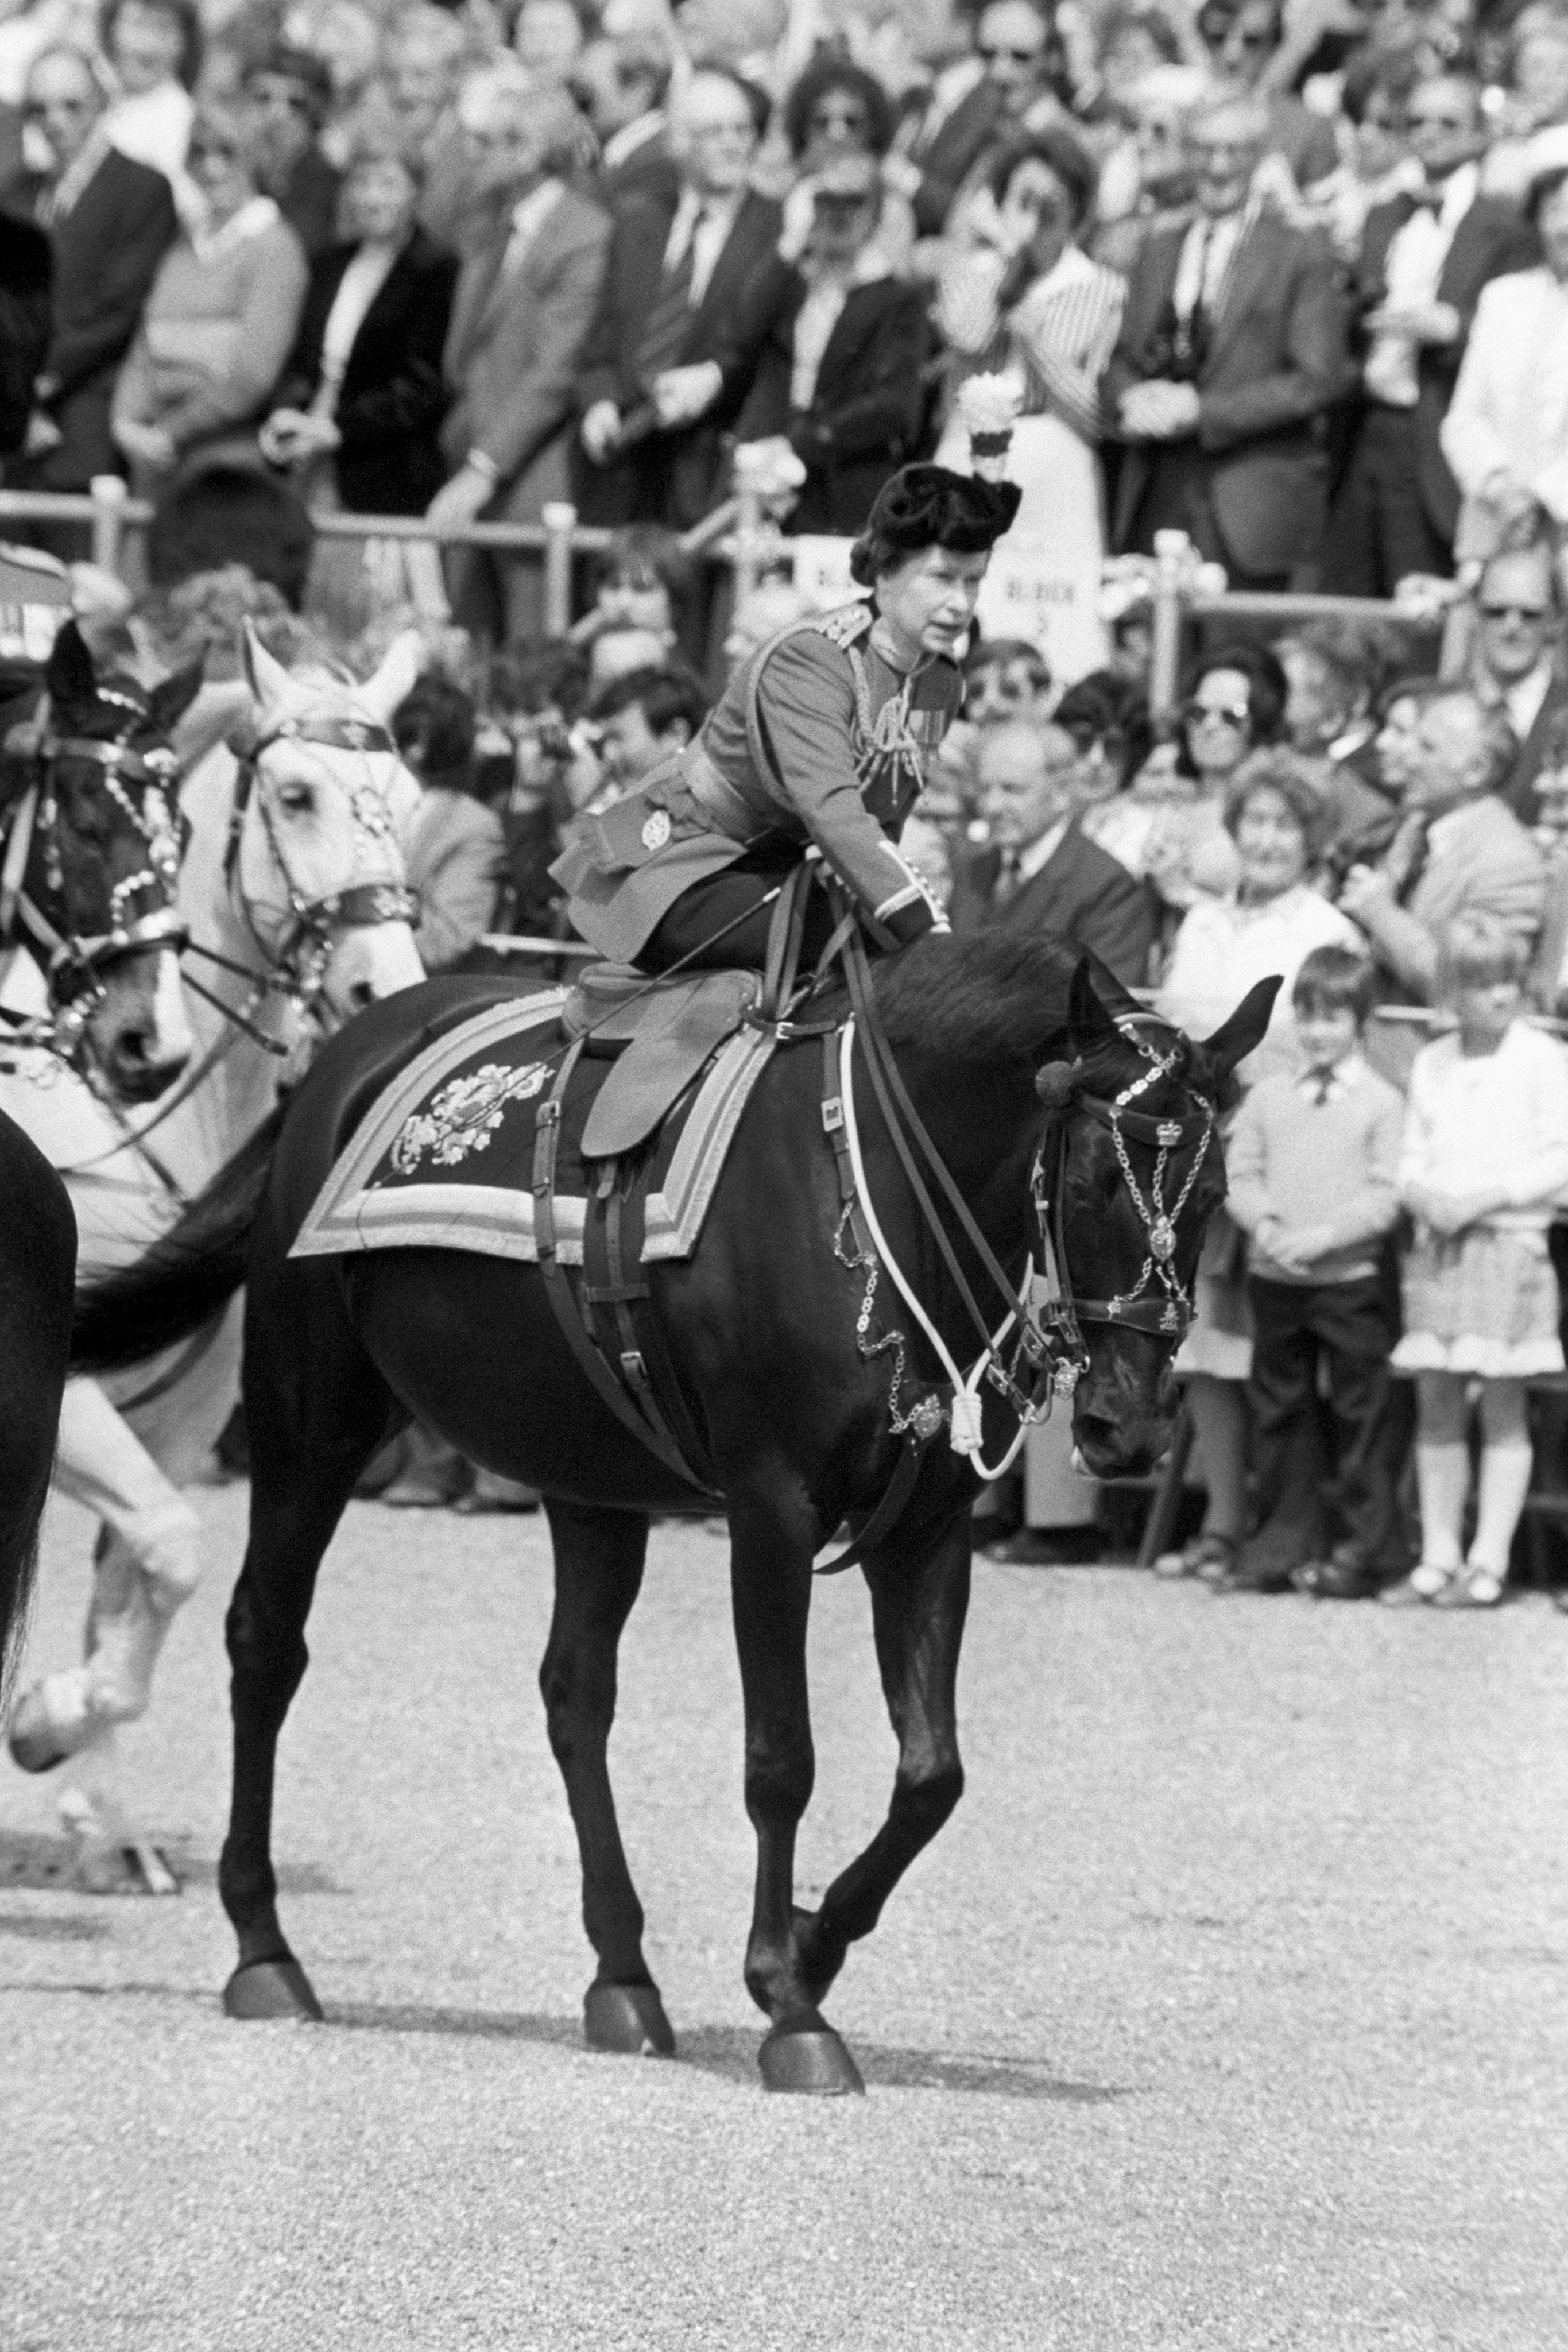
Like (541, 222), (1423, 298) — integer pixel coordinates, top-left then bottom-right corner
(563, 962), (760, 1159)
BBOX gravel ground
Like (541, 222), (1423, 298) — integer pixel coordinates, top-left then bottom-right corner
(2, 1484), (1566, 2352)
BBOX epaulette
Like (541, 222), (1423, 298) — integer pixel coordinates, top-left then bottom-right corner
(807, 601), (874, 651)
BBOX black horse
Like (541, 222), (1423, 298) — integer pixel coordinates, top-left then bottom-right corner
(73, 933), (1273, 2091)
(0, 620), (203, 1100)
(0, 1109), (74, 1707)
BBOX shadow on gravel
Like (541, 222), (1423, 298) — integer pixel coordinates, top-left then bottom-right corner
(0, 1910), (109, 1942)
(324, 2000), (1120, 2101)
(0, 1831), (340, 1895)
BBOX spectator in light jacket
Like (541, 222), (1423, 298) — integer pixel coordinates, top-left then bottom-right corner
(433, 72), (611, 643)
(110, 100), (308, 491)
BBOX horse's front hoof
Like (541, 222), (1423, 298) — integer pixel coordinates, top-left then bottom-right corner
(584, 1979), (676, 2056)
(7, 1682), (80, 1773)
(223, 1957), (323, 2022)
(758, 2023), (865, 2096)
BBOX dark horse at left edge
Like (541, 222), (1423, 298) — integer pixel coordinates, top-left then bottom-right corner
(71, 931), (1275, 2092)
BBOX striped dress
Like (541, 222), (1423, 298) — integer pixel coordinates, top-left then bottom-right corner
(934, 242), (1126, 558)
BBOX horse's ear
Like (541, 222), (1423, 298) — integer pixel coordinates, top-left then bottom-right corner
(45, 620), (95, 715)
(1200, 977), (1281, 1085)
(240, 620), (293, 713)
(356, 629), (422, 726)
(1067, 956), (1118, 1049)
(143, 655), (205, 740)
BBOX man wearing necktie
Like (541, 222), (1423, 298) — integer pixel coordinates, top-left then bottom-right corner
(1339, 688), (1546, 1001)
(576, 70), (780, 530)
(1105, 93), (1350, 589)
(1324, 73), (1538, 597)
(2, 44), (175, 508)
(947, 720), (1156, 985)
(432, 76), (611, 643)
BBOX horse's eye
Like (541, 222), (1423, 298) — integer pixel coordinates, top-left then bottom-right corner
(277, 784), (316, 815)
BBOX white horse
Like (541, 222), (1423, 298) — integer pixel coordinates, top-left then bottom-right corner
(6, 627), (428, 1889)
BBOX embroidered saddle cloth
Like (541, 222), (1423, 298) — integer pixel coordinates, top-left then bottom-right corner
(291, 985), (775, 1268)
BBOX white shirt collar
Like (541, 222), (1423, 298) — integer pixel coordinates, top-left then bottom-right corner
(189, 194), (280, 264)
(1296, 1051), (1368, 1101)
(1502, 657), (1554, 741)
(508, 177), (564, 252)
(1017, 813), (1071, 883)
(601, 110), (664, 172)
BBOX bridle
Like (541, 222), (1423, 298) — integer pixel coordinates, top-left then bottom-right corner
(1031, 1013), (1217, 1378)
(202, 709), (420, 1031)
(0, 694), (189, 1061)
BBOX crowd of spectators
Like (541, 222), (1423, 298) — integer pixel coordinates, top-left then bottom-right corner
(10, 0), (1568, 1589)
(11, 0), (1568, 614)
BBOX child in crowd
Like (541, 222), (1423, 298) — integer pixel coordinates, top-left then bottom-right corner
(1388, 916), (1568, 1608)
(1224, 946), (1408, 1599)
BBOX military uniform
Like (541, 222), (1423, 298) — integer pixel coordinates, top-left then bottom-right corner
(552, 602), (961, 970)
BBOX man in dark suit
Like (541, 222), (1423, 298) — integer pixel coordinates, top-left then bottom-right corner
(729, 153), (931, 537)
(244, 45), (344, 263)
(884, 0), (1068, 238)
(433, 81), (611, 643)
(949, 719), (1156, 986)
(576, 68), (778, 529)
(2, 43), (175, 499)
(575, 22), (679, 216)
(1323, 74), (1538, 595)
(1467, 541), (1568, 822)
(1104, 94), (1350, 589)
(0, 212), (51, 463)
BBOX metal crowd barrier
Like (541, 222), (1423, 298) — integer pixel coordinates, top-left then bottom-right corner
(1143, 531), (1449, 725)
(0, 477), (761, 641)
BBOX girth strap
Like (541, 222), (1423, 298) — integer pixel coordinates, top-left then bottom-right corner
(532, 1045), (721, 1499)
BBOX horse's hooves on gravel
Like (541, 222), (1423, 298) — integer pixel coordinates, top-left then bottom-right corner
(223, 1958), (324, 2022)
(584, 1980), (676, 2056)
(7, 1708), (69, 1775)
(758, 2024), (865, 2096)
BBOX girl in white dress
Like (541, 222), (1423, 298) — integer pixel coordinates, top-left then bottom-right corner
(1388, 915), (1568, 1608)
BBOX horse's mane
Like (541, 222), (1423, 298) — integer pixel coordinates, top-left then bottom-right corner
(871, 930), (1135, 1062)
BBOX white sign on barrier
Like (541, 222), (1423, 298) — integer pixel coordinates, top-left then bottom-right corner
(790, 533), (1106, 682)
(789, 536), (859, 610)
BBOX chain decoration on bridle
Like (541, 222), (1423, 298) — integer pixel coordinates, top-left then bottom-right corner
(0, 688), (189, 1062)
(215, 710), (420, 1023)
(1030, 1012), (1215, 1377)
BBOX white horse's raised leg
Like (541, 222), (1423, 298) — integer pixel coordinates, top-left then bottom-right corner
(8, 1380), (202, 1769)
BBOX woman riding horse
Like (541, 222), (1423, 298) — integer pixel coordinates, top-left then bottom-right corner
(553, 464), (1022, 973)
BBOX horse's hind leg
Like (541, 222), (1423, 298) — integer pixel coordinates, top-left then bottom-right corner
(220, 1270), (398, 2022)
(539, 1500), (673, 2056)
(792, 1507), (970, 2010)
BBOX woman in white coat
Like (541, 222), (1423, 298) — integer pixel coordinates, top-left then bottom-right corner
(1441, 152), (1568, 544)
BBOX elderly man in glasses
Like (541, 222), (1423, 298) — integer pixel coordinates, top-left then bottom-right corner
(576, 67), (779, 531)
(1, 44), (175, 505)
(1462, 542), (1568, 819)
(1338, 687), (1545, 1002)
(1325, 73), (1538, 597)
(1104, 91), (1350, 591)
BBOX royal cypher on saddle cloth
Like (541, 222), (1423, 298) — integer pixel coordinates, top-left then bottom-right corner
(552, 466), (1022, 973)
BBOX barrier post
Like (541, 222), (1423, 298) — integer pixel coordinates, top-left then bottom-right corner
(541, 501), (576, 638)
(88, 475), (129, 578)
(1149, 528), (1191, 730)
(731, 478), (764, 608)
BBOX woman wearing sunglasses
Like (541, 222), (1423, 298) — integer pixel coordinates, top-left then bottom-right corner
(1142, 637), (1289, 917)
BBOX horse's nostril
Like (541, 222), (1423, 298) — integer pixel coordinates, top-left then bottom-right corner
(119, 1031), (150, 1063)
(349, 980), (377, 1011)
